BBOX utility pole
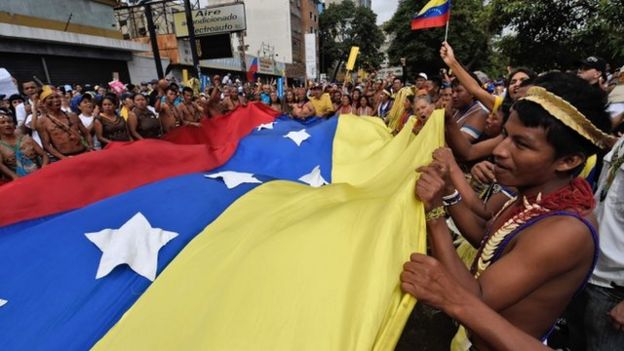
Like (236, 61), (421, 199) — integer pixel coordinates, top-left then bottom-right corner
(183, 0), (200, 78)
(238, 31), (247, 81)
(144, 3), (164, 79)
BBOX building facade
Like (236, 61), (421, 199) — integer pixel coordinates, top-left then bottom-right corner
(0, 0), (150, 86)
(324, 0), (371, 8)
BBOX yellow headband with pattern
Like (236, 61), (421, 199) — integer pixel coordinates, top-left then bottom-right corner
(521, 86), (615, 149)
(39, 85), (54, 101)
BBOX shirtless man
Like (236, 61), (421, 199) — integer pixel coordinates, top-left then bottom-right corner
(403, 73), (614, 350)
(177, 87), (203, 127)
(0, 110), (48, 180)
(159, 86), (182, 133)
(36, 87), (93, 161)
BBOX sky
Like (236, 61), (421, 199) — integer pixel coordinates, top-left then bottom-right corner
(372, 0), (400, 25)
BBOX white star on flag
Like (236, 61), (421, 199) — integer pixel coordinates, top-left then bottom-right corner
(0, 299), (7, 308)
(204, 171), (262, 189)
(299, 165), (329, 187)
(257, 122), (274, 131)
(284, 129), (310, 146)
(85, 212), (178, 282)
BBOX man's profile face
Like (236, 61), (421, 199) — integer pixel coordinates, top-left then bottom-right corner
(452, 84), (473, 109)
(577, 67), (600, 84)
(492, 111), (558, 188)
(22, 82), (37, 97)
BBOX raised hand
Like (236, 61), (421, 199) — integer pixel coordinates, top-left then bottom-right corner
(439, 41), (457, 67)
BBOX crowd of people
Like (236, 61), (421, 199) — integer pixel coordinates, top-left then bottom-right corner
(0, 66), (441, 182)
(1, 39), (624, 350)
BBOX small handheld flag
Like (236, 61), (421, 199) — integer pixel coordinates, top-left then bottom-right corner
(411, 0), (451, 31)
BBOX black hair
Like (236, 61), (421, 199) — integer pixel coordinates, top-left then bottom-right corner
(133, 93), (147, 101)
(166, 85), (178, 94)
(450, 70), (484, 93)
(502, 67), (538, 120)
(100, 93), (118, 107)
(182, 86), (193, 95)
(342, 94), (352, 104)
(512, 72), (611, 174)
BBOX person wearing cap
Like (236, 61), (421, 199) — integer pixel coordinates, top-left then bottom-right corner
(36, 86), (93, 161)
(308, 84), (334, 118)
(578, 56), (608, 88)
(0, 108), (47, 182)
(416, 73), (428, 89)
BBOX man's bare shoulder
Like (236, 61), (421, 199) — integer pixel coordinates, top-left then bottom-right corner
(511, 213), (595, 268)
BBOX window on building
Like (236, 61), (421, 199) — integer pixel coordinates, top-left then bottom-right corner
(314, 15), (317, 22)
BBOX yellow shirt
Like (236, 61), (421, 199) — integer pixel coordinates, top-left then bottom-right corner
(309, 93), (335, 117)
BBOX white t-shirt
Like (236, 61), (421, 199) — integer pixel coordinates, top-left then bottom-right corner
(15, 99), (33, 127)
(590, 137), (624, 288)
(24, 114), (42, 147)
(79, 113), (94, 129)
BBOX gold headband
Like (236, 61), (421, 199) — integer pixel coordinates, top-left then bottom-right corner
(40, 85), (54, 101)
(521, 86), (615, 149)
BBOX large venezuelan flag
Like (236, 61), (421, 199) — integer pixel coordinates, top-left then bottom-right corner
(0, 108), (444, 350)
(411, 0), (451, 31)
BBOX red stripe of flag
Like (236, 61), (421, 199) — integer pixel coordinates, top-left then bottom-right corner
(411, 12), (449, 30)
(0, 103), (279, 226)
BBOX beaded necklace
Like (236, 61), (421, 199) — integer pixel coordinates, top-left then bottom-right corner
(471, 178), (595, 278)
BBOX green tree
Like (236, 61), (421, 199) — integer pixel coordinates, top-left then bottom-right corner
(319, 0), (385, 77)
(385, 0), (493, 80)
(488, 0), (624, 72)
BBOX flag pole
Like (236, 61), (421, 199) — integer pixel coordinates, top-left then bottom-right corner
(444, 18), (450, 42)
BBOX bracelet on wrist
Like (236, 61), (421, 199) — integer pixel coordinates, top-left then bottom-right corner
(442, 189), (459, 201)
(442, 190), (462, 207)
(425, 206), (446, 222)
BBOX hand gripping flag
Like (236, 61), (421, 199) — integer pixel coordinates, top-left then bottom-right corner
(411, 0), (451, 31)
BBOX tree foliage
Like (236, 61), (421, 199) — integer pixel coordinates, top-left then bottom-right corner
(319, 0), (385, 74)
(385, 0), (493, 80)
(488, 0), (624, 72)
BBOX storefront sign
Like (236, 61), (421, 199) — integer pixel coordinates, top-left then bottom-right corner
(174, 3), (246, 38)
